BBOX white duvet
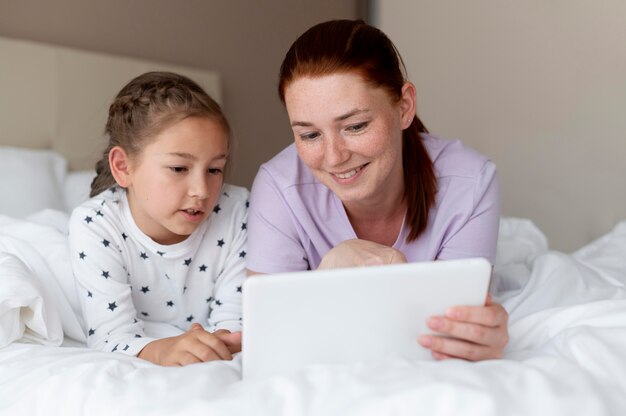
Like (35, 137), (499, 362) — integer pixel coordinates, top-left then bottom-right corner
(1, 212), (625, 416)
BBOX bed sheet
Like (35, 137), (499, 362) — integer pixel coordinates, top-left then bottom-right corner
(1, 213), (625, 416)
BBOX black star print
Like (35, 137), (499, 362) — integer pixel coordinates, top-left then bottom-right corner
(213, 204), (221, 214)
(186, 315), (194, 322)
(166, 300), (174, 307)
(140, 286), (150, 294)
(112, 344), (118, 352)
(183, 286), (188, 293)
(157, 251), (165, 256)
(84, 216), (93, 224)
(165, 273), (171, 279)
(239, 250), (246, 258)
(79, 251), (86, 260)
(123, 345), (130, 351)
(122, 232), (128, 240)
(96, 210), (104, 217)
(199, 264), (207, 272)
(110, 187), (117, 193)
(87, 290), (93, 298)
(135, 334), (142, 338)
(102, 239), (110, 247)
(108, 302), (117, 311)
(101, 270), (110, 279)
(184, 258), (192, 266)
(223, 191), (230, 197)
(88, 328), (95, 336)
(245, 200), (249, 208)
(236, 286), (242, 293)
(241, 222), (247, 230)
(215, 299), (222, 306)
(141, 312), (149, 317)
(217, 239), (225, 247)
(133, 318), (138, 323)
(206, 297), (213, 303)
(140, 252), (148, 260)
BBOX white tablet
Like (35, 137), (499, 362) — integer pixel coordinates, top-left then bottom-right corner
(242, 257), (491, 381)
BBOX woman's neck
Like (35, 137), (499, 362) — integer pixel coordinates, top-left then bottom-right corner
(343, 189), (406, 247)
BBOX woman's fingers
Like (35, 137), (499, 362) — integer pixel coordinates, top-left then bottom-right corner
(419, 301), (510, 361)
(418, 335), (493, 361)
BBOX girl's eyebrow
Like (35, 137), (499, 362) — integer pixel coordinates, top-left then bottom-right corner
(166, 152), (228, 161)
(291, 108), (370, 127)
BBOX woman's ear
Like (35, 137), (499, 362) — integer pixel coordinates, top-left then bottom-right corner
(399, 82), (418, 129)
(109, 146), (132, 188)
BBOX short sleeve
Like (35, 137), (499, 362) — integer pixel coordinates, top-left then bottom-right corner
(246, 166), (309, 274)
(437, 160), (500, 264)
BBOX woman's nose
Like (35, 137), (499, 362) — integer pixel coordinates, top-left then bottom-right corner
(324, 135), (350, 167)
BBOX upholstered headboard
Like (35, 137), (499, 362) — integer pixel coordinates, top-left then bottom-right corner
(0, 36), (221, 171)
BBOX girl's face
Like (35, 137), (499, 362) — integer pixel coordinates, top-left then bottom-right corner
(122, 116), (228, 245)
(284, 72), (415, 209)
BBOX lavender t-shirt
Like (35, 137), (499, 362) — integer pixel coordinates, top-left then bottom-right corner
(247, 134), (500, 273)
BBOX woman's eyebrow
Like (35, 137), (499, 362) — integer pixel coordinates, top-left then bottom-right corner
(335, 108), (369, 121)
(291, 108), (370, 127)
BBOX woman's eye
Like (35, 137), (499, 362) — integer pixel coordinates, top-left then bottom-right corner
(346, 122), (368, 133)
(169, 166), (187, 173)
(299, 131), (320, 141)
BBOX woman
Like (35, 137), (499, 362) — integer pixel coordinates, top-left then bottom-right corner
(247, 20), (508, 361)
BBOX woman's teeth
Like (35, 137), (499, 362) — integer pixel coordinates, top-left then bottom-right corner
(334, 166), (363, 179)
(185, 209), (200, 215)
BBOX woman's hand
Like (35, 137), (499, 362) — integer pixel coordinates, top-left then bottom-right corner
(138, 323), (242, 366)
(318, 239), (407, 269)
(418, 294), (509, 361)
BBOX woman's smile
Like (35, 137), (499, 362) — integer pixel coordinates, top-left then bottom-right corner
(330, 163), (369, 182)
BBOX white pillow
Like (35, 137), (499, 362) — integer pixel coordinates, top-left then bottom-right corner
(64, 170), (96, 212)
(0, 147), (67, 218)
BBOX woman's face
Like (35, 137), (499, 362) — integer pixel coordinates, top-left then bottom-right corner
(284, 72), (416, 208)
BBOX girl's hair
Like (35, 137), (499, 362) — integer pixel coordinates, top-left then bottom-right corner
(278, 19), (437, 242)
(90, 71), (230, 197)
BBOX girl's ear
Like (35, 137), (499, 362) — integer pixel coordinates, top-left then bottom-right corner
(399, 82), (418, 130)
(109, 146), (132, 188)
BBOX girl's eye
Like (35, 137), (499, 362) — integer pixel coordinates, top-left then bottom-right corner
(169, 166), (187, 173)
(299, 131), (320, 141)
(208, 168), (223, 175)
(346, 122), (368, 133)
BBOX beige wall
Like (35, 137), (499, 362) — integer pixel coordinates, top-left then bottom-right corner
(0, 0), (362, 187)
(373, 1), (626, 251)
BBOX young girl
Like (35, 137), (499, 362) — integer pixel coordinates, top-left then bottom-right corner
(69, 71), (248, 366)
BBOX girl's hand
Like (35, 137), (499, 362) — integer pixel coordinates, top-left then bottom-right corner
(213, 328), (242, 354)
(138, 323), (241, 366)
(418, 294), (509, 361)
(319, 239), (407, 269)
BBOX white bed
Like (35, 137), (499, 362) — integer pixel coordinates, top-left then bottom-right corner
(1, 36), (626, 416)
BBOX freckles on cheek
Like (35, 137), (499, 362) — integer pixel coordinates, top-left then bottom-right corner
(295, 145), (320, 170)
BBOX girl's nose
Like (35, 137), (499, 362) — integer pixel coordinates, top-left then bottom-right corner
(188, 174), (209, 199)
